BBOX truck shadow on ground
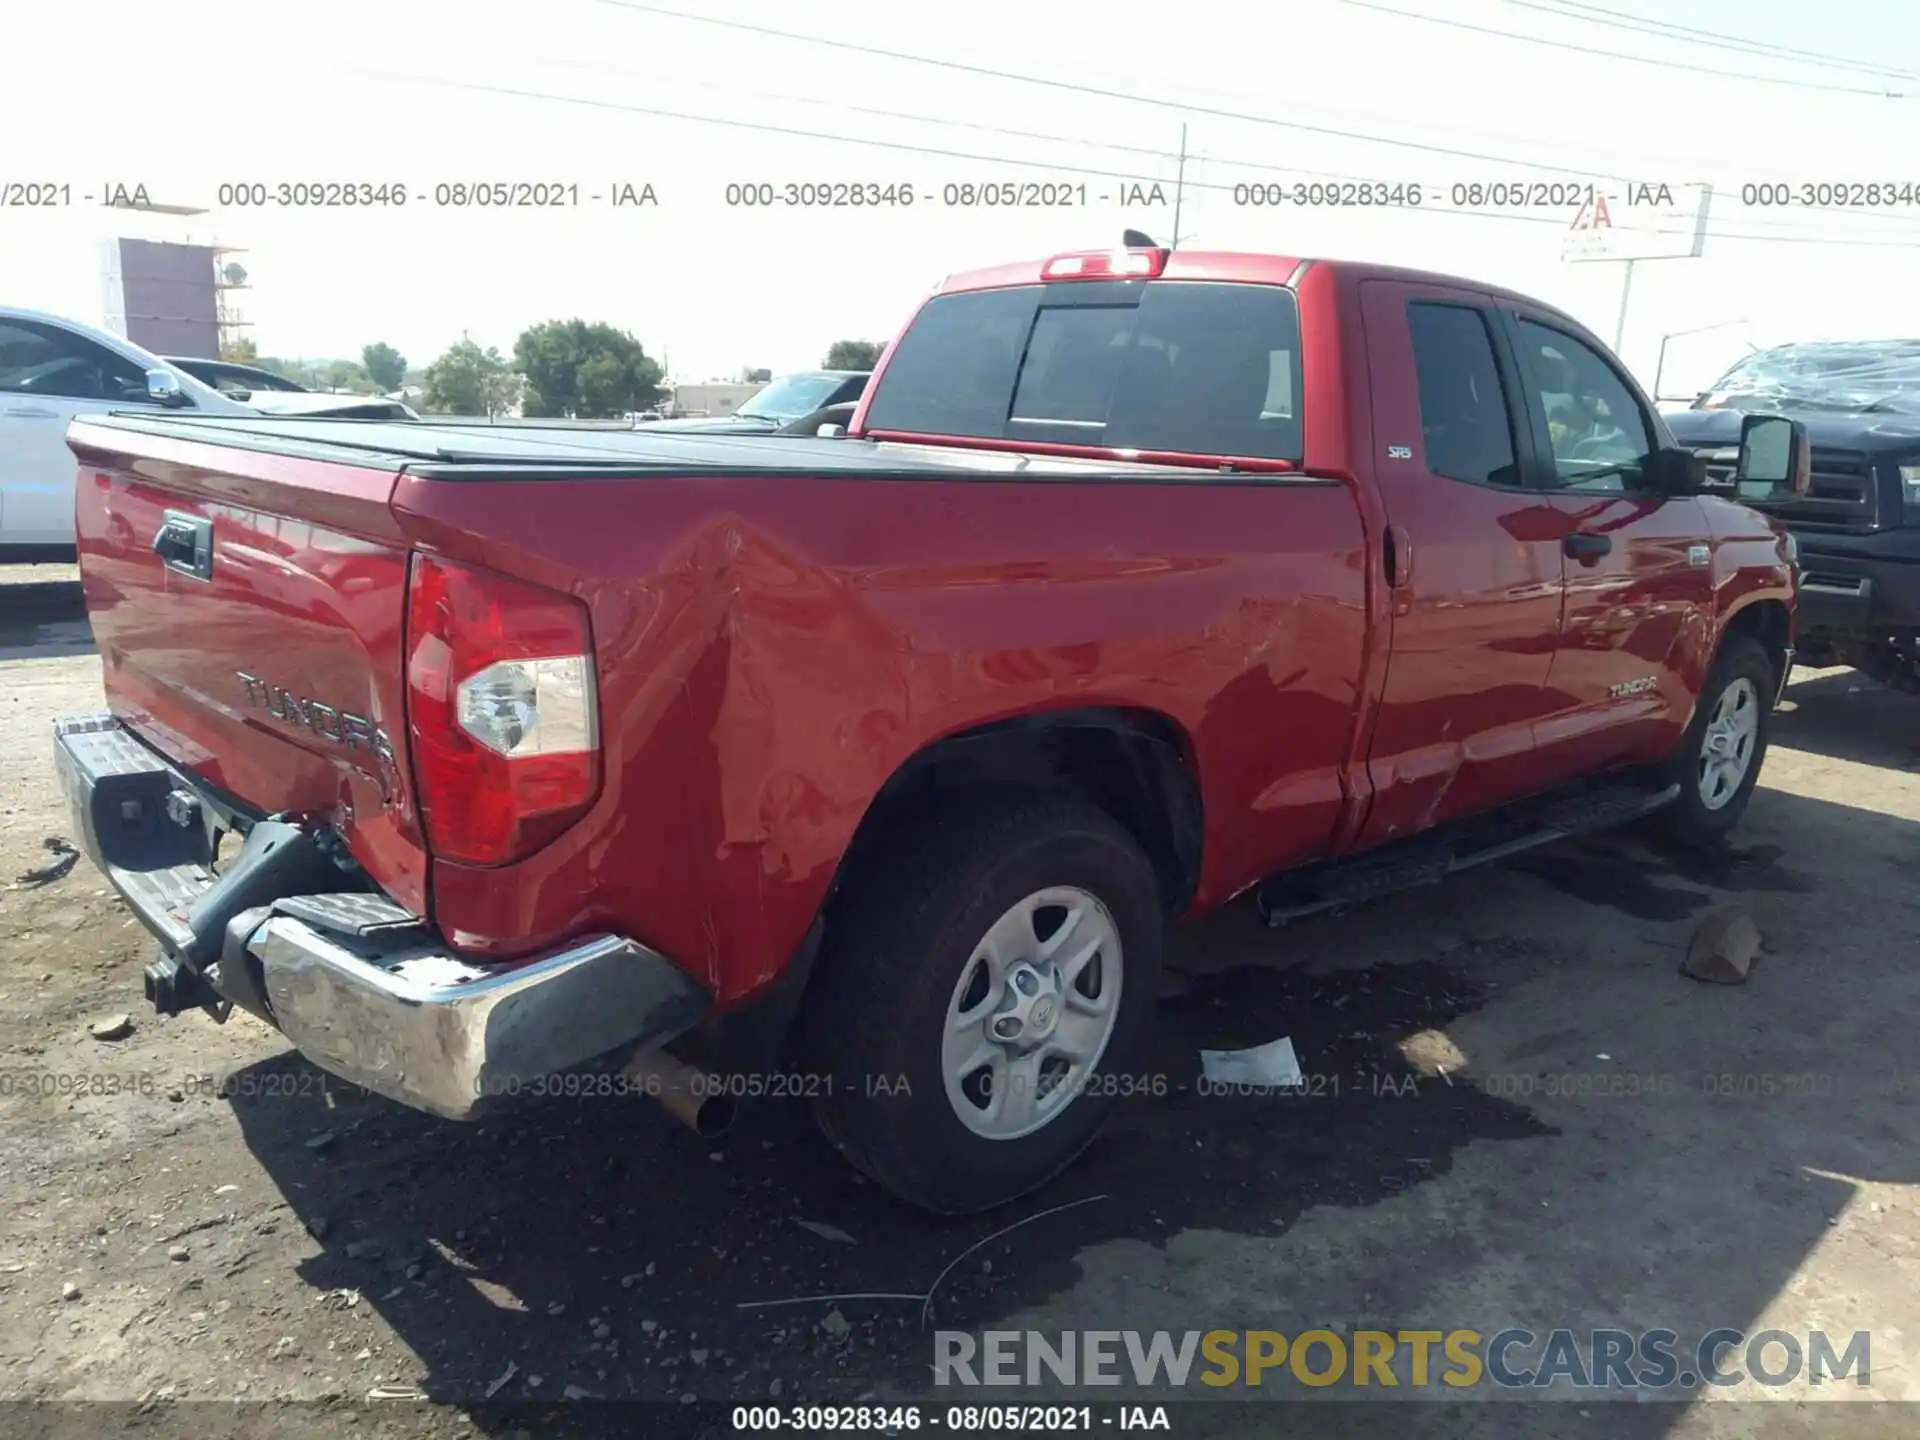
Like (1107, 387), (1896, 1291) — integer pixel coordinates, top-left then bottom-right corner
(213, 684), (1920, 1435)
(1774, 667), (1920, 771)
(222, 936), (1552, 1410)
(1508, 828), (1812, 925)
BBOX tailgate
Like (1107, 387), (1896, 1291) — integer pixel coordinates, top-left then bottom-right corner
(67, 423), (428, 916)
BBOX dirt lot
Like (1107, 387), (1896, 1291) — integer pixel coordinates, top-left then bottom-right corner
(2, 563), (1917, 1439)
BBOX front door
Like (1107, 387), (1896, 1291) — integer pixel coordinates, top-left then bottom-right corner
(1499, 308), (1716, 782)
(1352, 280), (1567, 850)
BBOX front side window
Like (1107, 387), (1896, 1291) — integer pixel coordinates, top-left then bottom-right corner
(1514, 319), (1653, 492)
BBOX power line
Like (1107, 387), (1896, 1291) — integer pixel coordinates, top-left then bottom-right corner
(582, 0), (1920, 232)
(545, 55), (1578, 195)
(1501, 0), (1920, 83)
(535, 54), (1920, 242)
(1340, 0), (1914, 98)
(351, 67), (1920, 248)
(586, 0), (1617, 180)
(582, 0), (1912, 197)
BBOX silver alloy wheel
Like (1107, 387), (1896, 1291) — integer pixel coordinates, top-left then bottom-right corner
(941, 885), (1124, 1141)
(1698, 676), (1760, 811)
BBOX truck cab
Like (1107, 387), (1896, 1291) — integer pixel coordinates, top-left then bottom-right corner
(1665, 340), (1920, 690)
(52, 242), (1800, 1215)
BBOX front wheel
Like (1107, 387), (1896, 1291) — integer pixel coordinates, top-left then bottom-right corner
(803, 796), (1162, 1214)
(1660, 636), (1775, 847)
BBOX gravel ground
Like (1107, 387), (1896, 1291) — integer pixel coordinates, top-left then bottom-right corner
(2, 565), (1916, 1440)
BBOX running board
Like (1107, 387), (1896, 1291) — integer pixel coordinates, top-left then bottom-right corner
(1255, 779), (1681, 928)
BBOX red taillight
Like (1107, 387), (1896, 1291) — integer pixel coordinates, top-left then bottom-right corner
(404, 555), (600, 867)
(1041, 248), (1167, 281)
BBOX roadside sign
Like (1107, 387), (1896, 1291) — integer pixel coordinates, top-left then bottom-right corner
(1562, 183), (1712, 262)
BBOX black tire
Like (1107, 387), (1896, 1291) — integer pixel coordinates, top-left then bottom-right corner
(1660, 637), (1776, 847)
(801, 795), (1162, 1215)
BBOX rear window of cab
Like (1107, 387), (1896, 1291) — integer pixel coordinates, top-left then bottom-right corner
(862, 280), (1303, 461)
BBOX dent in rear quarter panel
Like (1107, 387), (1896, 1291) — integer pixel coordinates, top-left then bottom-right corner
(393, 470), (1369, 1005)
(69, 430), (429, 916)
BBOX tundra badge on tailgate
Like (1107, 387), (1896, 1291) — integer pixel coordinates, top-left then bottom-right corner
(235, 672), (398, 770)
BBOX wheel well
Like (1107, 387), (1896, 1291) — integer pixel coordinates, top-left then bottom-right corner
(1722, 599), (1792, 690)
(836, 708), (1204, 919)
(686, 709), (1203, 1080)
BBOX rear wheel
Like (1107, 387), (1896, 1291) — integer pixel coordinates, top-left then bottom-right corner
(803, 796), (1161, 1214)
(1660, 637), (1775, 847)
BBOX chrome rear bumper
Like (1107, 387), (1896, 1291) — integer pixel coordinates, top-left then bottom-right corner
(250, 919), (705, 1118)
(53, 711), (708, 1119)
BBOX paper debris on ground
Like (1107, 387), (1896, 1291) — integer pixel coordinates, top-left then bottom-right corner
(1200, 1036), (1303, 1088)
(792, 1219), (857, 1245)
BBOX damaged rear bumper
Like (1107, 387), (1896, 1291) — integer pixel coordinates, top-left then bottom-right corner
(52, 711), (708, 1119)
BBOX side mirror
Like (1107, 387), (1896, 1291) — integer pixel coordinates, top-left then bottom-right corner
(818, 424), (846, 439)
(775, 401), (859, 437)
(145, 368), (190, 408)
(227, 387), (253, 402)
(1648, 446), (1706, 496)
(1734, 414), (1811, 501)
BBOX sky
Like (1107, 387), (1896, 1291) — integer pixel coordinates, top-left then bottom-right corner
(5, 0), (1920, 396)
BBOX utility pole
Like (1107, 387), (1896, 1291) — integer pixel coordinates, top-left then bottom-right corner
(1613, 258), (1635, 354)
(1171, 123), (1188, 248)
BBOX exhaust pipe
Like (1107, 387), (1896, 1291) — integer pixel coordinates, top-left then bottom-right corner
(621, 1050), (736, 1139)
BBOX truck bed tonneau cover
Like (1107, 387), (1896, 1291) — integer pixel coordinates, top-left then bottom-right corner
(69, 410), (1252, 483)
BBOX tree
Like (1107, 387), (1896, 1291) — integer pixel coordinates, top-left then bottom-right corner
(422, 334), (520, 417)
(361, 342), (407, 394)
(823, 340), (883, 371)
(257, 356), (319, 387)
(325, 359), (372, 393)
(221, 334), (258, 364)
(741, 366), (772, 383)
(513, 319), (664, 419)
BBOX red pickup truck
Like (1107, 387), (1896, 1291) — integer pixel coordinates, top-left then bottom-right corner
(55, 243), (1803, 1214)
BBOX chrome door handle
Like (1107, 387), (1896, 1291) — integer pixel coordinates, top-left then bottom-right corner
(2, 405), (60, 419)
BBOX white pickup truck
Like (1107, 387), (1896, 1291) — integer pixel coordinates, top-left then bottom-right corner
(1, 307), (411, 557)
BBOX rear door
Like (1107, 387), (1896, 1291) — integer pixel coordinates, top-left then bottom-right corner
(1352, 281), (1568, 848)
(1499, 308), (1714, 780)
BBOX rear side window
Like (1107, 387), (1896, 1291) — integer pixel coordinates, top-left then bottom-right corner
(1406, 302), (1520, 487)
(863, 281), (1304, 461)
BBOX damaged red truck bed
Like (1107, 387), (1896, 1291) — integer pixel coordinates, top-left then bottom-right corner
(55, 245), (1799, 1212)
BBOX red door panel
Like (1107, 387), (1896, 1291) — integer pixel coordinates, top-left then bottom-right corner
(1501, 308), (1716, 784)
(1353, 280), (1565, 850)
